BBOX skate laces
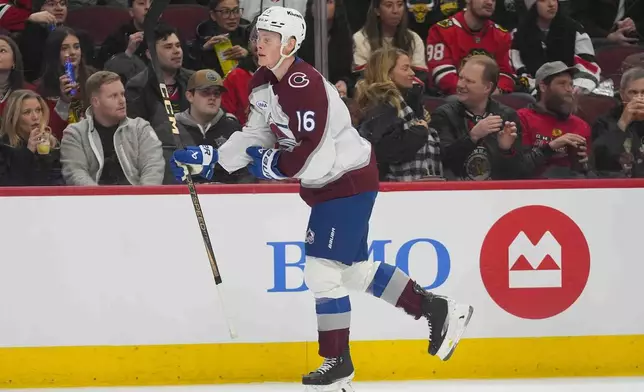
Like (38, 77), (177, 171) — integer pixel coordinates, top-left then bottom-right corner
(316, 357), (339, 374)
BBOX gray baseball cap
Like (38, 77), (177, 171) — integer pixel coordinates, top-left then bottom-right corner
(535, 61), (578, 86)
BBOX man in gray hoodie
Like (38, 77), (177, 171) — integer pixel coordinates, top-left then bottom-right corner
(60, 71), (165, 185)
(175, 69), (254, 183)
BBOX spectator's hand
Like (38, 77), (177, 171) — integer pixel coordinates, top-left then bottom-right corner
(125, 32), (144, 57)
(414, 119), (428, 128)
(607, 26), (639, 46)
(618, 97), (644, 130)
(577, 144), (589, 163)
(59, 74), (77, 103)
(548, 133), (586, 150)
(202, 34), (229, 51)
(26, 128), (43, 153)
(617, 18), (637, 33)
(223, 45), (248, 60)
(335, 80), (348, 97)
(28, 10), (57, 25)
(469, 115), (503, 142)
(497, 121), (517, 151)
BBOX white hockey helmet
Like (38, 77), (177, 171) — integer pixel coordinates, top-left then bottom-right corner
(256, 6), (307, 70)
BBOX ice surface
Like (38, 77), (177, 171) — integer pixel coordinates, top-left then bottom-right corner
(7, 377), (644, 392)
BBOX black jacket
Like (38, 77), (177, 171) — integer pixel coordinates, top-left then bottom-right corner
(19, 22), (96, 82)
(0, 137), (63, 186)
(125, 66), (194, 184)
(592, 104), (644, 177)
(493, 0), (528, 31)
(175, 109), (255, 184)
(430, 99), (554, 180)
(192, 19), (250, 77)
(96, 20), (147, 68)
(570, 0), (644, 39)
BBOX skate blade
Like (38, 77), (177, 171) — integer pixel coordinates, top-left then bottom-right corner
(436, 304), (474, 361)
(304, 372), (355, 392)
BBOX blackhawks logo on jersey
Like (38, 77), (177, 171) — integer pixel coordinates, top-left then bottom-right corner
(436, 18), (454, 28)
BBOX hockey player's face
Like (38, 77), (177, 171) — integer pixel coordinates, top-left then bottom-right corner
(468, 0), (495, 19)
(256, 30), (283, 68)
(536, 0), (558, 20)
(389, 54), (415, 90)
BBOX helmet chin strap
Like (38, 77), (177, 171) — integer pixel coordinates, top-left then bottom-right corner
(269, 43), (295, 72)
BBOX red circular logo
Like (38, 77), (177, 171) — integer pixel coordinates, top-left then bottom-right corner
(480, 205), (590, 319)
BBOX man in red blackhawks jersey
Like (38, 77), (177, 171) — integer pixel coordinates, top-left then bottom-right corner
(169, 6), (473, 391)
(427, 0), (516, 96)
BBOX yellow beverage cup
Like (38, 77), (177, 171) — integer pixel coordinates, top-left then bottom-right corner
(37, 128), (51, 155)
(214, 37), (238, 76)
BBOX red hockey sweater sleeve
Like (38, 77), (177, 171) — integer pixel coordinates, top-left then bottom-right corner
(0, 1), (32, 31)
(427, 22), (459, 95)
(496, 29), (515, 93)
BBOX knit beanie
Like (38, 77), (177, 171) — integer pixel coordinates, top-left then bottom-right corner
(525, 0), (537, 10)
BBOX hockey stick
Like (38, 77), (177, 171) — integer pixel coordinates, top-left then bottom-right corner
(144, 0), (237, 339)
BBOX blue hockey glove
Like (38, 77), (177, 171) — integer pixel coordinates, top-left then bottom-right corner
(170, 145), (218, 182)
(246, 146), (288, 180)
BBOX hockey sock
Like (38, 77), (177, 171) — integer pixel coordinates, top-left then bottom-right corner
(316, 295), (351, 358)
(367, 262), (423, 319)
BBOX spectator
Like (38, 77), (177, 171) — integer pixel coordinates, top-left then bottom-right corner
(0, 0), (56, 32)
(408, 0), (464, 42)
(0, 36), (34, 115)
(356, 47), (441, 181)
(19, 0), (95, 82)
(60, 71), (164, 185)
(221, 15), (258, 124)
(592, 67), (644, 177)
(174, 69), (253, 183)
(431, 55), (548, 180)
(96, 0), (150, 69)
(570, 0), (644, 46)
(241, 0), (306, 22)
(492, 0), (528, 31)
(36, 27), (95, 140)
(512, 0), (601, 95)
(299, 0), (353, 97)
(126, 23), (193, 184)
(353, 0), (428, 83)
(518, 61), (591, 178)
(426, 0), (516, 96)
(194, 0), (250, 77)
(0, 89), (62, 185)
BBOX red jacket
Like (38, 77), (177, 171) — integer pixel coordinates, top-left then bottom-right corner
(221, 67), (253, 126)
(519, 105), (591, 174)
(427, 11), (515, 95)
(0, 0), (32, 31)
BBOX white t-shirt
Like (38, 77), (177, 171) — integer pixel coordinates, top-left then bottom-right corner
(241, 0), (308, 21)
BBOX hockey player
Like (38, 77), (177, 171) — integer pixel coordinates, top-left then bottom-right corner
(427, 0), (516, 96)
(169, 6), (473, 391)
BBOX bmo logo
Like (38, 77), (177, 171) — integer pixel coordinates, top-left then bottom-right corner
(480, 205), (590, 320)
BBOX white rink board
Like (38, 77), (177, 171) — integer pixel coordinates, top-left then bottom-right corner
(0, 187), (642, 347)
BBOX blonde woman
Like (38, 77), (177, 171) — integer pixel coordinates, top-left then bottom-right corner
(0, 89), (62, 186)
(356, 47), (442, 182)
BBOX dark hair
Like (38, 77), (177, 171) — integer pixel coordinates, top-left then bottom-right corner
(0, 36), (25, 92)
(153, 23), (179, 43)
(208, 0), (239, 12)
(301, 0), (353, 82)
(466, 55), (499, 94)
(39, 27), (92, 110)
(362, 0), (415, 55)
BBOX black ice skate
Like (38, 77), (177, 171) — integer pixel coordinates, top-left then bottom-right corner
(414, 283), (474, 361)
(302, 347), (355, 392)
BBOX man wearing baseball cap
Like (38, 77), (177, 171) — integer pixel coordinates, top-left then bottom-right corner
(518, 61), (592, 178)
(173, 69), (253, 184)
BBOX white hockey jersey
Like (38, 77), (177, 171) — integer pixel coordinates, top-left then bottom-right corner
(217, 59), (379, 206)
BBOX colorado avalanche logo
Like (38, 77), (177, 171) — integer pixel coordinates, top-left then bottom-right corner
(288, 72), (310, 88)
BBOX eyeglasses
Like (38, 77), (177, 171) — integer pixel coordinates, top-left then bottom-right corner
(213, 7), (243, 18)
(43, 0), (67, 7)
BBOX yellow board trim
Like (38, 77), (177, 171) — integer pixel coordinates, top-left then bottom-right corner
(1, 336), (644, 388)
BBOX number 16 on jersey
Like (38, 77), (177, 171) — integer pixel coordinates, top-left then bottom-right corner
(296, 110), (316, 132)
